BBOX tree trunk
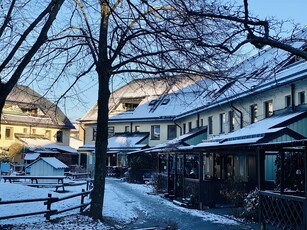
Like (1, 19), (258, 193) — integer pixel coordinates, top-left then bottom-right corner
(89, 0), (110, 220)
(89, 71), (110, 220)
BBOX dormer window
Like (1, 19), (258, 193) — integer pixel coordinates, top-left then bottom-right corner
(161, 98), (170, 105)
(149, 100), (158, 106)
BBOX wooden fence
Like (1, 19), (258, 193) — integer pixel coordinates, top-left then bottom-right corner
(0, 189), (91, 221)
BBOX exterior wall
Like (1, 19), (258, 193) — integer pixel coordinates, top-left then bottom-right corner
(176, 78), (307, 140)
(80, 65), (307, 152)
(30, 160), (64, 176)
(84, 120), (180, 147)
(0, 124), (70, 148)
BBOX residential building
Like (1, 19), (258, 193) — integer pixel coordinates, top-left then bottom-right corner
(79, 34), (307, 228)
(0, 85), (76, 166)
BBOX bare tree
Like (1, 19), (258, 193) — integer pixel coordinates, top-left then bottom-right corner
(0, 0), (65, 118)
(53, 0), (307, 219)
(58, 0), (307, 220)
(1, 0), (305, 221)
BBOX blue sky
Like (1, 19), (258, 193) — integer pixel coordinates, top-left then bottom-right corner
(66, 0), (307, 121)
(248, 0), (306, 25)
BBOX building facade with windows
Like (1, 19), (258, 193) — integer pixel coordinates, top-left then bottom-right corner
(0, 85), (75, 164)
(79, 39), (307, 208)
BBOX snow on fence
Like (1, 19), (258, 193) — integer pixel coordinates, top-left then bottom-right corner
(0, 189), (91, 221)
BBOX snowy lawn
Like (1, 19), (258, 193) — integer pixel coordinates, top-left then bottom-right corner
(0, 178), (243, 229)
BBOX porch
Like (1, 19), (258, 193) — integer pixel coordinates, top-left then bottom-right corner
(257, 140), (307, 230)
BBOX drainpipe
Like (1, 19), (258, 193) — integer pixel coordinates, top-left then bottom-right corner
(130, 122), (133, 133)
(230, 102), (243, 129)
(197, 113), (200, 128)
(173, 120), (182, 136)
(291, 84), (296, 112)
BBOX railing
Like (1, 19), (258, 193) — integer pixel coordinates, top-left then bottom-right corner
(0, 189), (91, 221)
(259, 190), (306, 230)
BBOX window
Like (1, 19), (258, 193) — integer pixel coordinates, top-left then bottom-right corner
(200, 119), (204, 127)
(108, 126), (114, 138)
(45, 130), (51, 140)
(125, 126), (130, 132)
(228, 111), (234, 132)
(219, 113), (225, 133)
(161, 98), (170, 105)
(299, 91), (305, 104)
(135, 126), (140, 132)
(264, 100), (273, 118)
(151, 125), (160, 140)
(183, 123), (186, 134)
(285, 95), (291, 107)
(5, 127), (13, 140)
(92, 127), (97, 141)
(23, 128), (28, 134)
(188, 122), (192, 132)
(250, 104), (258, 123)
(167, 125), (177, 140)
(208, 116), (213, 134)
(56, 131), (63, 143)
(31, 129), (36, 134)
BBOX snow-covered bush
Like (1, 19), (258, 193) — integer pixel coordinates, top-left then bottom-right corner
(240, 188), (259, 221)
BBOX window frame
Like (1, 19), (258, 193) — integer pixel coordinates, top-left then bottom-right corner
(151, 125), (161, 140)
(167, 125), (177, 140)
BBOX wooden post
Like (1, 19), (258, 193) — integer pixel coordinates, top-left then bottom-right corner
(174, 153), (178, 197)
(280, 150), (285, 194)
(304, 145), (307, 230)
(80, 189), (85, 212)
(45, 193), (52, 221)
(257, 148), (266, 229)
(199, 152), (203, 210)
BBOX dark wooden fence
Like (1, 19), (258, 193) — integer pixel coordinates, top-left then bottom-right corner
(0, 189), (91, 221)
(259, 190), (306, 230)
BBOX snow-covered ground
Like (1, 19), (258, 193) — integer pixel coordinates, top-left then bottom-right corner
(0, 178), (245, 229)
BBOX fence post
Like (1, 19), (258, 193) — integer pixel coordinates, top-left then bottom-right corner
(45, 193), (52, 221)
(80, 189), (85, 212)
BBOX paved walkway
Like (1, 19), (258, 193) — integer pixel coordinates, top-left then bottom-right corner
(106, 179), (259, 230)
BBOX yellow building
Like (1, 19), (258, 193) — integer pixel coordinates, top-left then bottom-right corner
(0, 85), (75, 164)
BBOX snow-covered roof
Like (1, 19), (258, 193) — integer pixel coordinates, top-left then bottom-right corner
(18, 136), (78, 154)
(108, 132), (149, 150)
(3, 85), (74, 129)
(107, 34), (307, 122)
(195, 107), (307, 149)
(24, 153), (40, 161)
(78, 132), (149, 152)
(28, 157), (68, 169)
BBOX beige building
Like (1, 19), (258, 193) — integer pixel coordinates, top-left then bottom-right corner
(0, 85), (75, 164)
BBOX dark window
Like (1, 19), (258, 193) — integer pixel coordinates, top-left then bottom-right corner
(92, 127), (97, 141)
(108, 126), (114, 138)
(208, 116), (213, 134)
(200, 119), (204, 127)
(161, 98), (170, 105)
(250, 104), (258, 123)
(151, 125), (160, 140)
(264, 100), (273, 118)
(285, 95), (291, 107)
(188, 122), (192, 132)
(125, 126), (130, 132)
(220, 113), (225, 133)
(167, 125), (177, 140)
(228, 111), (234, 132)
(5, 127), (13, 140)
(299, 91), (305, 104)
(56, 131), (63, 143)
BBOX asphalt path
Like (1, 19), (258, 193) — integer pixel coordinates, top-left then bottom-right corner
(105, 178), (257, 230)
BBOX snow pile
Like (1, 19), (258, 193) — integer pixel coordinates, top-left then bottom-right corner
(0, 178), (242, 229)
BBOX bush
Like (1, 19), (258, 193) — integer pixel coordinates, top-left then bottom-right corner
(240, 188), (259, 221)
(220, 177), (246, 207)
